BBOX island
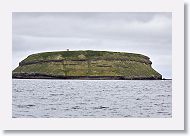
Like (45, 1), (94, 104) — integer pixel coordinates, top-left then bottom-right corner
(12, 50), (162, 80)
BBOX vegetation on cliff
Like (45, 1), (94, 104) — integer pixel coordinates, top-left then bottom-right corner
(12, 50), (162, 79)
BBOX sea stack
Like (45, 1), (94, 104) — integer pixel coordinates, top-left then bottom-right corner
(12, 50), (162, 80)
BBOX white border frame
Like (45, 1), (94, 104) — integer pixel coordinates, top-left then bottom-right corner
(0, 0), (184, 130)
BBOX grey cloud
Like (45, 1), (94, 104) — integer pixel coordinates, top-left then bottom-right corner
(12, 12), (172, 78)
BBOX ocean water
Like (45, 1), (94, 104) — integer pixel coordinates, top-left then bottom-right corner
(12, 79), (172, 118)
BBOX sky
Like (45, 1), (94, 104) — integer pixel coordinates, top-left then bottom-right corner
(12, 12), (172, 78)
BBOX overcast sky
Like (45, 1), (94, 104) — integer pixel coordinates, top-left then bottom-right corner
(12, 12), (172, 78)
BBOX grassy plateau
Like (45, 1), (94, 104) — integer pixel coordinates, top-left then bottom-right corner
(13, 50), (162, 79)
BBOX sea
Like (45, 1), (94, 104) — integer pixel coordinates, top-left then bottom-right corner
(12, 79), (172, 118)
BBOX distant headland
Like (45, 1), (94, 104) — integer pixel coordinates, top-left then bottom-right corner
(12, 50), (162, 80)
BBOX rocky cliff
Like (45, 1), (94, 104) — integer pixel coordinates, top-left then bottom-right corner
(12, 50), (162, 80)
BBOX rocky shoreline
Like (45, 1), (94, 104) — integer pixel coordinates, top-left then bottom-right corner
(12, 72), (162, 80)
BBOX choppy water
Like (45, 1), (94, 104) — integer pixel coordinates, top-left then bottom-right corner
(12, 79), (172, 118)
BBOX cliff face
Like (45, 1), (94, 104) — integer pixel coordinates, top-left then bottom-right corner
(12, 50), (162, 80)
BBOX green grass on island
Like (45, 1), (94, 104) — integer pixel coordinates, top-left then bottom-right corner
(13, 50), (162, 79)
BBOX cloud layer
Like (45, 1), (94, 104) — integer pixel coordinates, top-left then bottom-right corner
(12, 12), (172, 78)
